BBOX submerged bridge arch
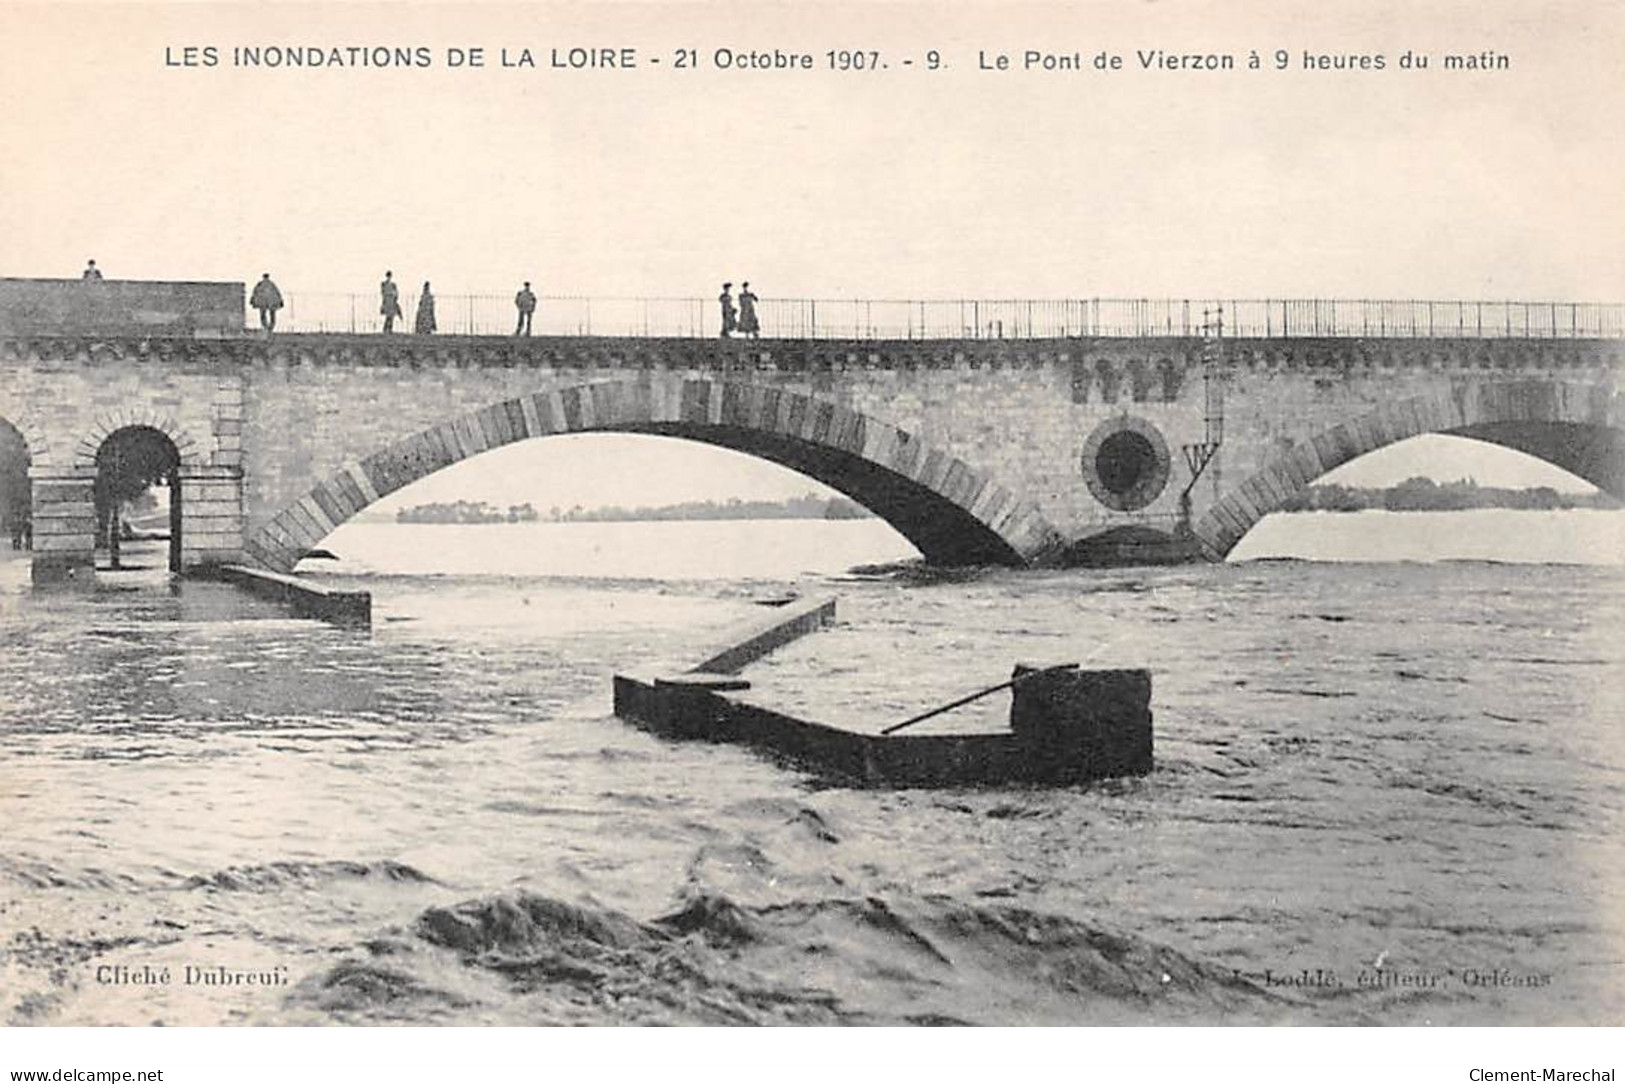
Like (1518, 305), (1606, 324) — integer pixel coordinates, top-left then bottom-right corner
(0, 391), (49, 470)
(243, 375), (1068, 572)
(1194, 377), (1624, 559)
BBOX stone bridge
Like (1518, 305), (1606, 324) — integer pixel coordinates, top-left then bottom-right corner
(2, 330), (1621, 583)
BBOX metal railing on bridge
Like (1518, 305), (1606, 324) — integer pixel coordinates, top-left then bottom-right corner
(260, 294), (1625, 341)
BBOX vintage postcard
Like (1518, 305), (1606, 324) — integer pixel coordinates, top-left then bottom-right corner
(0, 0), (1620, 1061)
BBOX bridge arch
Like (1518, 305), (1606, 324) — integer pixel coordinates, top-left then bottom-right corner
(0, 393), (49, 469)
(244, 375), (1068, 572)
(72, 408), (202, 469)
(90, 424), (185, 573)
(1194, 378), (1624, 559)
(0, 415), (33, 549)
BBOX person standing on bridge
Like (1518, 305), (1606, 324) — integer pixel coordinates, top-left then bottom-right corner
(415, 282), (437, 334)
(514, 281), (537, 336)
(250, 273), (283, 334)
(738, 282), (760, 339)
(81, 260), (103, 281)
(718, 283), (737, 339)
(380, 271), (402, 333)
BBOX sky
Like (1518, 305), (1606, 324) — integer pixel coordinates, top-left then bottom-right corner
(0, 0), (1619, 502)
(2, 1), (1620, 301)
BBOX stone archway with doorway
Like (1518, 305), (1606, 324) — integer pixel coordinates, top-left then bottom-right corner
(0, 416), (33, 555)
(29, 410), (237, 584)
(92, 425), (184, 573)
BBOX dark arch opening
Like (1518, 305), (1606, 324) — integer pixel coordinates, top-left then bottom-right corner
(95, 426), (182, 572)
(0, 418), (31, 553)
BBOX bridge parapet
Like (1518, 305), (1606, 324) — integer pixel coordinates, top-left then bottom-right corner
(251, 292), (1625, 341)
(4, 280), (1622, 341)
(3, 333), (1622, 378)
(0, 278), (243, 338)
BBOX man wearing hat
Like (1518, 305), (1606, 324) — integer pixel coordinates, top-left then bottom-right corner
(718, 283), (737, 339)
(514, 281), (537, 336)
(250, 273), (284, 334)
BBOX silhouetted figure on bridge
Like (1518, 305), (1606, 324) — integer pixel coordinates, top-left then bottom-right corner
(415, 282), (437, 334)
(251, 273), (283, 333)
(738, 283), (759, 338)
(515, 282), (536, 336)
(719, 283), (737, 338)
(380, 271), (402, 333)
(81, 260), (103, 282)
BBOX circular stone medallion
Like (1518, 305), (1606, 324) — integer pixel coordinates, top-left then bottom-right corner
(1080, 416), (1172, 511)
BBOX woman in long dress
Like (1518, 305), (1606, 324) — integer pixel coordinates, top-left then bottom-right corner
(415, 282), (437, 334)
(737, 282), (759, 338)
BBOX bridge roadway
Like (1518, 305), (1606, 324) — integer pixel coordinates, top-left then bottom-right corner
(2, 329), (1621, 583)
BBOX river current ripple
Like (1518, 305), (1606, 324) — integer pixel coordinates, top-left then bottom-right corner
(1, 516), (1621, 1025)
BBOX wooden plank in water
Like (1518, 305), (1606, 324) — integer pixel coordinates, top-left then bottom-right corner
(655, 674), (752, 692)
(209, 564), (372, 629)
(688, 596), (837, 674)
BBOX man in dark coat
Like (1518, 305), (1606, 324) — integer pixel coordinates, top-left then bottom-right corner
(380, 271), (402, 333)
(250, 273), (283, 333)
(514, 281), (537, 336)
(81, 260), (103, 281)
(718, 283), (736, 338)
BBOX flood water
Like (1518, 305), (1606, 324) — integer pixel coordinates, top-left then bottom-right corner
(1, 511), (1621, 1025)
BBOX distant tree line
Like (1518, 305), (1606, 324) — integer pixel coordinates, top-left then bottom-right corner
(549, 493), (871, 522)
(394, 493), (872, 524)
(394, 480), (1612, 526)
(1278, 477), (1620, 513)
(397, 500), (540, 524)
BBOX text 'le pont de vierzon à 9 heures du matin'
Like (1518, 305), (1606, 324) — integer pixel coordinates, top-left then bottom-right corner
(159, 42), (1512, 75)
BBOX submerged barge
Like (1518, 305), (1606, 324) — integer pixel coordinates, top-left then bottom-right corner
(613, 598), (1153, 788)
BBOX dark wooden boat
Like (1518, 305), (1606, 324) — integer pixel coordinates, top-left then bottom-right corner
(613, 598), (1153, 788)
